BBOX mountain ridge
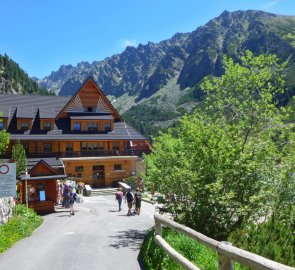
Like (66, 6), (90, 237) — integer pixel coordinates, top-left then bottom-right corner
(39, 10), (295, 99)
(36, 10), (295, 137)
(4, 10), (295, 137)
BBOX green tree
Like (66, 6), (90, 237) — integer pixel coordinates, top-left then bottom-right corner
(12, 141), (27, 177)
(145, 51), (294, 239)
(0, 114), (9, 155)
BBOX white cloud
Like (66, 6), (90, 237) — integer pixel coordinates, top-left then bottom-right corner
(265, 0), (280, 8)
(120, 39), (138, 48)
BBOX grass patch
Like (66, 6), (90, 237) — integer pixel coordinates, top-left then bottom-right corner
(0, 204), (43, 253)
(141, 228), (247, 270)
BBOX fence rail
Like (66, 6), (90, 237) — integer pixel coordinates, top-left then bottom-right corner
(154, 213), (295, 270)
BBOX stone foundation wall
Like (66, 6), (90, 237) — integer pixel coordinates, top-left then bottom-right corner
(0, 197), (15, 224)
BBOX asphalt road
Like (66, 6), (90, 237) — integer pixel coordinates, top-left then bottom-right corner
(0, 195), (155, 270)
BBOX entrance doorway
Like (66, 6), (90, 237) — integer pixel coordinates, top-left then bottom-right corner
(93, 165), (105, 188)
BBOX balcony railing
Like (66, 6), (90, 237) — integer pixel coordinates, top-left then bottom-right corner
(1, 149), (150, 159)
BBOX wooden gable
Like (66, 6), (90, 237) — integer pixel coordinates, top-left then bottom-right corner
(29, 160), (58, 177)
(57, 77), (123, 121)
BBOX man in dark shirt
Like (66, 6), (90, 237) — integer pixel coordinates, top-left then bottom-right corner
(125, 189), (134, 216)
(134, 188), (142, 215)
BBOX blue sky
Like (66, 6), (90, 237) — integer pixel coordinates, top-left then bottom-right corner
(0, 0), (294, 79)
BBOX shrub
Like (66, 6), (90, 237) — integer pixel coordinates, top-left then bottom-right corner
(141, 228), (219, 270)
(0, 204), (43, 253)
(229, 219), (295, 267)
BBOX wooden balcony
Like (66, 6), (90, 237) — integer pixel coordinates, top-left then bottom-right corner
(1, 149), (150, 159)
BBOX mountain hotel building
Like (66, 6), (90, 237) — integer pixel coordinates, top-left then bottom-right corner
(0, 77), (150, 188)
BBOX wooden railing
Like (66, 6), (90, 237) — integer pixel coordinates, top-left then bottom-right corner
(1, 149), (149, 159)
(154, 213), (295, 270)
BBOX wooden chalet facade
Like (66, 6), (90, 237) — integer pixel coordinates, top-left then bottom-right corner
(0, 78), (150, 187)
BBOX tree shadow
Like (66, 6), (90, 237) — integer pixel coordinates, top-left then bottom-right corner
(107, 229), (147, 251)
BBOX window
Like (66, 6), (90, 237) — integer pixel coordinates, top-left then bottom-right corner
(112, 142), (119, 151)
(98, 143), (104, 151)
(83, 106), (96, 112)
(23, 143), (29, 153)
(88, 122), (98, 131)
(43, 143), (52, 153)
(93, 165), (104, 171)
(66, 143), (73, 152)
(75, 166), (84, 172)
(104, 123), (111, 132)
(21, 122), (29, 130)
(0, 122), (4, 130)
(81, 142), (98, 151)
(114, 164), (122, 170)
(27, 182), (45, 202)
(44, 121), (52, 130)
(73, 122), (81, 131)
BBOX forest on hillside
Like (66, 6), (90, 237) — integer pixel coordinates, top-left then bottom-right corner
(0, 54), (53, 95)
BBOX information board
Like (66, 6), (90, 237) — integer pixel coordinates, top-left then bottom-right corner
(0, 163), (16, 198)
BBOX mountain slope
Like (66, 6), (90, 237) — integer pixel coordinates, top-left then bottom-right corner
(0, 54), (52, 95)
(38, 10), (295, 137)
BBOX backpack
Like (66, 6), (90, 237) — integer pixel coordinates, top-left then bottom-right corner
(126, 191), (134, 202)
(116, 192), (122, 200)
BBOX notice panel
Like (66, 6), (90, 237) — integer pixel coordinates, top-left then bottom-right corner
(0, 163), (16, 198)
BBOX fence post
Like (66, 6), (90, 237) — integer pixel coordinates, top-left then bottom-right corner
(218, 241), (233, 270)
(154, 218), (162, 236)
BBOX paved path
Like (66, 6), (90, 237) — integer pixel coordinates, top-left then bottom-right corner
(0, 196), (155, 270)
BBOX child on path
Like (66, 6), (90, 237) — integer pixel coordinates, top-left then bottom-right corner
(115, 188), (124, 211)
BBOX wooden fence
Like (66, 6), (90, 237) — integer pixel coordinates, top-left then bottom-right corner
(154, 213), (295, 270)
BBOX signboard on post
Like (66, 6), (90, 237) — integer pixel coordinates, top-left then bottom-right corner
(0, 163), (16, 198)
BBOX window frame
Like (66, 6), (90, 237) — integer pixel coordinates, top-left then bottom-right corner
(88, 122), (98, 131)
(73, 122), (81, 131)
(81, 142), (98, 151)
(44, 121), (52, 131)
(112, 142), (119, 151)
(75, 166), (84, 172)
(104, 122), (112, 132)
(21, 121), (29, 130)
(43, 143), (52, 153)
(66, 143), (73, 152)
(114, 164), (122, 171)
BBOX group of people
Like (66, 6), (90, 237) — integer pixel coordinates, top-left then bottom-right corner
(115, 187), (142, 216)
(57, 183), (77, 216)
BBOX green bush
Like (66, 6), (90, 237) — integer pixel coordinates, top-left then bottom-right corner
(229, 219), (295, 267)
(141, 228), (218, 270)
(141, 228), (249, 270)
(0, 204), (43, 253)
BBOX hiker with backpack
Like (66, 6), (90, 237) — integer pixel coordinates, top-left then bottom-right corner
(115, 188), (124, 211)
(68, 187), (77, 216)
(134, 188), (142, 215)
(125, 188), (134, 216)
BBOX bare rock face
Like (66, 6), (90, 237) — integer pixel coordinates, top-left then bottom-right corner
(0, 197), (15, 224)
(39, 10), (295, 103)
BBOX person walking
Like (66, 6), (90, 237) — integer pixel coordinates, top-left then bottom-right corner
(115, 188), (124, 211)
(125, 189), (134, 216)
(134, 188), (142, 215)
(69, 187), (76, 216)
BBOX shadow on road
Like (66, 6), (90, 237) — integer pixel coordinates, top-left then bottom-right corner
(108, 229), (147, 251)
